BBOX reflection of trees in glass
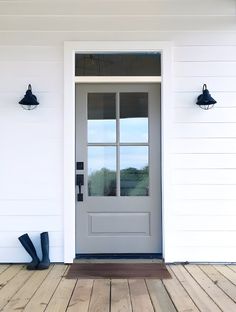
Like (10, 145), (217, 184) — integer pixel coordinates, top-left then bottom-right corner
(88, 166), (148, 196)
(121, 166), (149, 196)
(88, 168), (116, 196)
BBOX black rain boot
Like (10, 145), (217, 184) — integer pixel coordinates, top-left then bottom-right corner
(37, 232), (50, 270)
(18, 233), (40, 270)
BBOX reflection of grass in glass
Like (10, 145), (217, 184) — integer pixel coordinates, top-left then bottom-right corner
(88, 166), (149, 196)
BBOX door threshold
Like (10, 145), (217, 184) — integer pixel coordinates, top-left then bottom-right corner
(75, 253), (162, 261)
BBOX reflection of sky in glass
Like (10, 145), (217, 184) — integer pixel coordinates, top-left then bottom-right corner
(88, 146), (116, 175)
(88, 120), (116, 143)
(120, 118), (148, 143)
(120, 146), (148, 170)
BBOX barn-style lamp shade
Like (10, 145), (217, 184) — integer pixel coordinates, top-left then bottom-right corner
(196, 84), (217, 110)
(19, 84), (39, 110)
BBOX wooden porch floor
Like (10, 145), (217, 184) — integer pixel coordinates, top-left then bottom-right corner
(0, 264), (235, 311)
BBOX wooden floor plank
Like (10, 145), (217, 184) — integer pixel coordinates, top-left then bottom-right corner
(0, 267), (33, 310)
(171, 265), (221, 312)
(88, 279), (110, 312)
(146, 279), (177, 312)
(67, 279), (93, 312)
(186, 265), (236, 312)
(0, 265), (23, 290)
(200, 265), (236, 303)
(1, 264), (236, 312)
(0, 265), (10, 275)
(2, 266), (53, 312)
(111, 279), (132, 312)
(129, 279), (154, 312)
(45, 273), (77, 312)
(228, 265), (236, 273)
(24, 265), (68, 312)
(163, 266), (199, 312)
(214, 265), (236, 286)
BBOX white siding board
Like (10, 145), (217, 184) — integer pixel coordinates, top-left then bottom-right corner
(0, 200), (62, 216)
(0, 61), (62, 78)
(175, 61), (236, 77)
(0, 46), (62, 61)
(174, 108), (236, 123)
(0, 216), (62, 232)
(167, 247), (236, 262)
(174, 185), (236, 200)
(171, 138), (236, 154)
(173, 199), (236, 216)
(0, 0), (234, 16)
(0, 16), (235, 32)
(173, 169), (236, 185)
(175, 77), (236, 92)
(173, 123), (236, 138)
(172, 232), (236, 247)
(0, 247), (63, 263)
(172, 154), (236, 169)
(1, 31), (236, 46)
(175, 46), (236, 62)
(174, 215), (236, 231)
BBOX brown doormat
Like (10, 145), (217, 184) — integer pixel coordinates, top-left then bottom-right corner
(66, 263), (171, 279)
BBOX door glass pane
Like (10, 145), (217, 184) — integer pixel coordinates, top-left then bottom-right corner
(88, 146), (116, 196)
(120, 146), (149, 196)
(120, 93), (148, 143)
(88, 93), (116, 143)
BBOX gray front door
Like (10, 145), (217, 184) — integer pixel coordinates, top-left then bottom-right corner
(75, 83), (162, 254)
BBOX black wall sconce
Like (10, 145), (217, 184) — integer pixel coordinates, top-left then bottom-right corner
(196, 84), (217, 110)
(19, 84), (39, 110)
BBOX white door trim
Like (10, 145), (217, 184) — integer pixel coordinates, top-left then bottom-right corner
(63, 41), (173, 263)
(75, 76), (161, 83)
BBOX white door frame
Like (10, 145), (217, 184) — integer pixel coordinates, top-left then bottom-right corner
(63, 41), (173, 263)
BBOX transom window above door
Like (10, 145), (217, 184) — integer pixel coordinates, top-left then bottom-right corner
(87, 92), (149, 197)
(75, 53), (161, 76)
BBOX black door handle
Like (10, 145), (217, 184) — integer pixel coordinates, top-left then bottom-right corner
(76, 174), (84, 201)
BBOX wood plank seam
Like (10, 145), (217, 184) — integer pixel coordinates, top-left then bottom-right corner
(23, 265), (55, 306)
(1, 265), (54, 312)
(0, 265), (10, 276)
(37, 265), (69, 311)
(87, 279), (95, 311)
(170, 265), (222, 312)
(0, 268), (34, 311)
(127, 279), (134, 312)
(200, 265), (236, 304)
(0, 265), (24, 290)
(199, 265), (236, 302)
(64, 275), (78, 311)
(160, 279), (179, 311)
(145, 278), (177, 312)
(186, 265), (236, 312)
(227, 265), (236, 273)
(167, 266), (201, 312)
(213, 265), (236, 286)
(184, 265), (224, 311)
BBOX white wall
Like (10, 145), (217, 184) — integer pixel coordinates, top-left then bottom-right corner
(0, 0), (235, 262)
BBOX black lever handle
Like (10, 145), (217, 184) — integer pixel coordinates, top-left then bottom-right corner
(76, 174), (84, 201)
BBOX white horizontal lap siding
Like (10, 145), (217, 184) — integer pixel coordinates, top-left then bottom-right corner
(0, 0), (234, 16)
(0, 45), (64, 262)
(171, 44), (236, 262)
(0, 0), (235, 263)
(0, 16), (236, 32)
